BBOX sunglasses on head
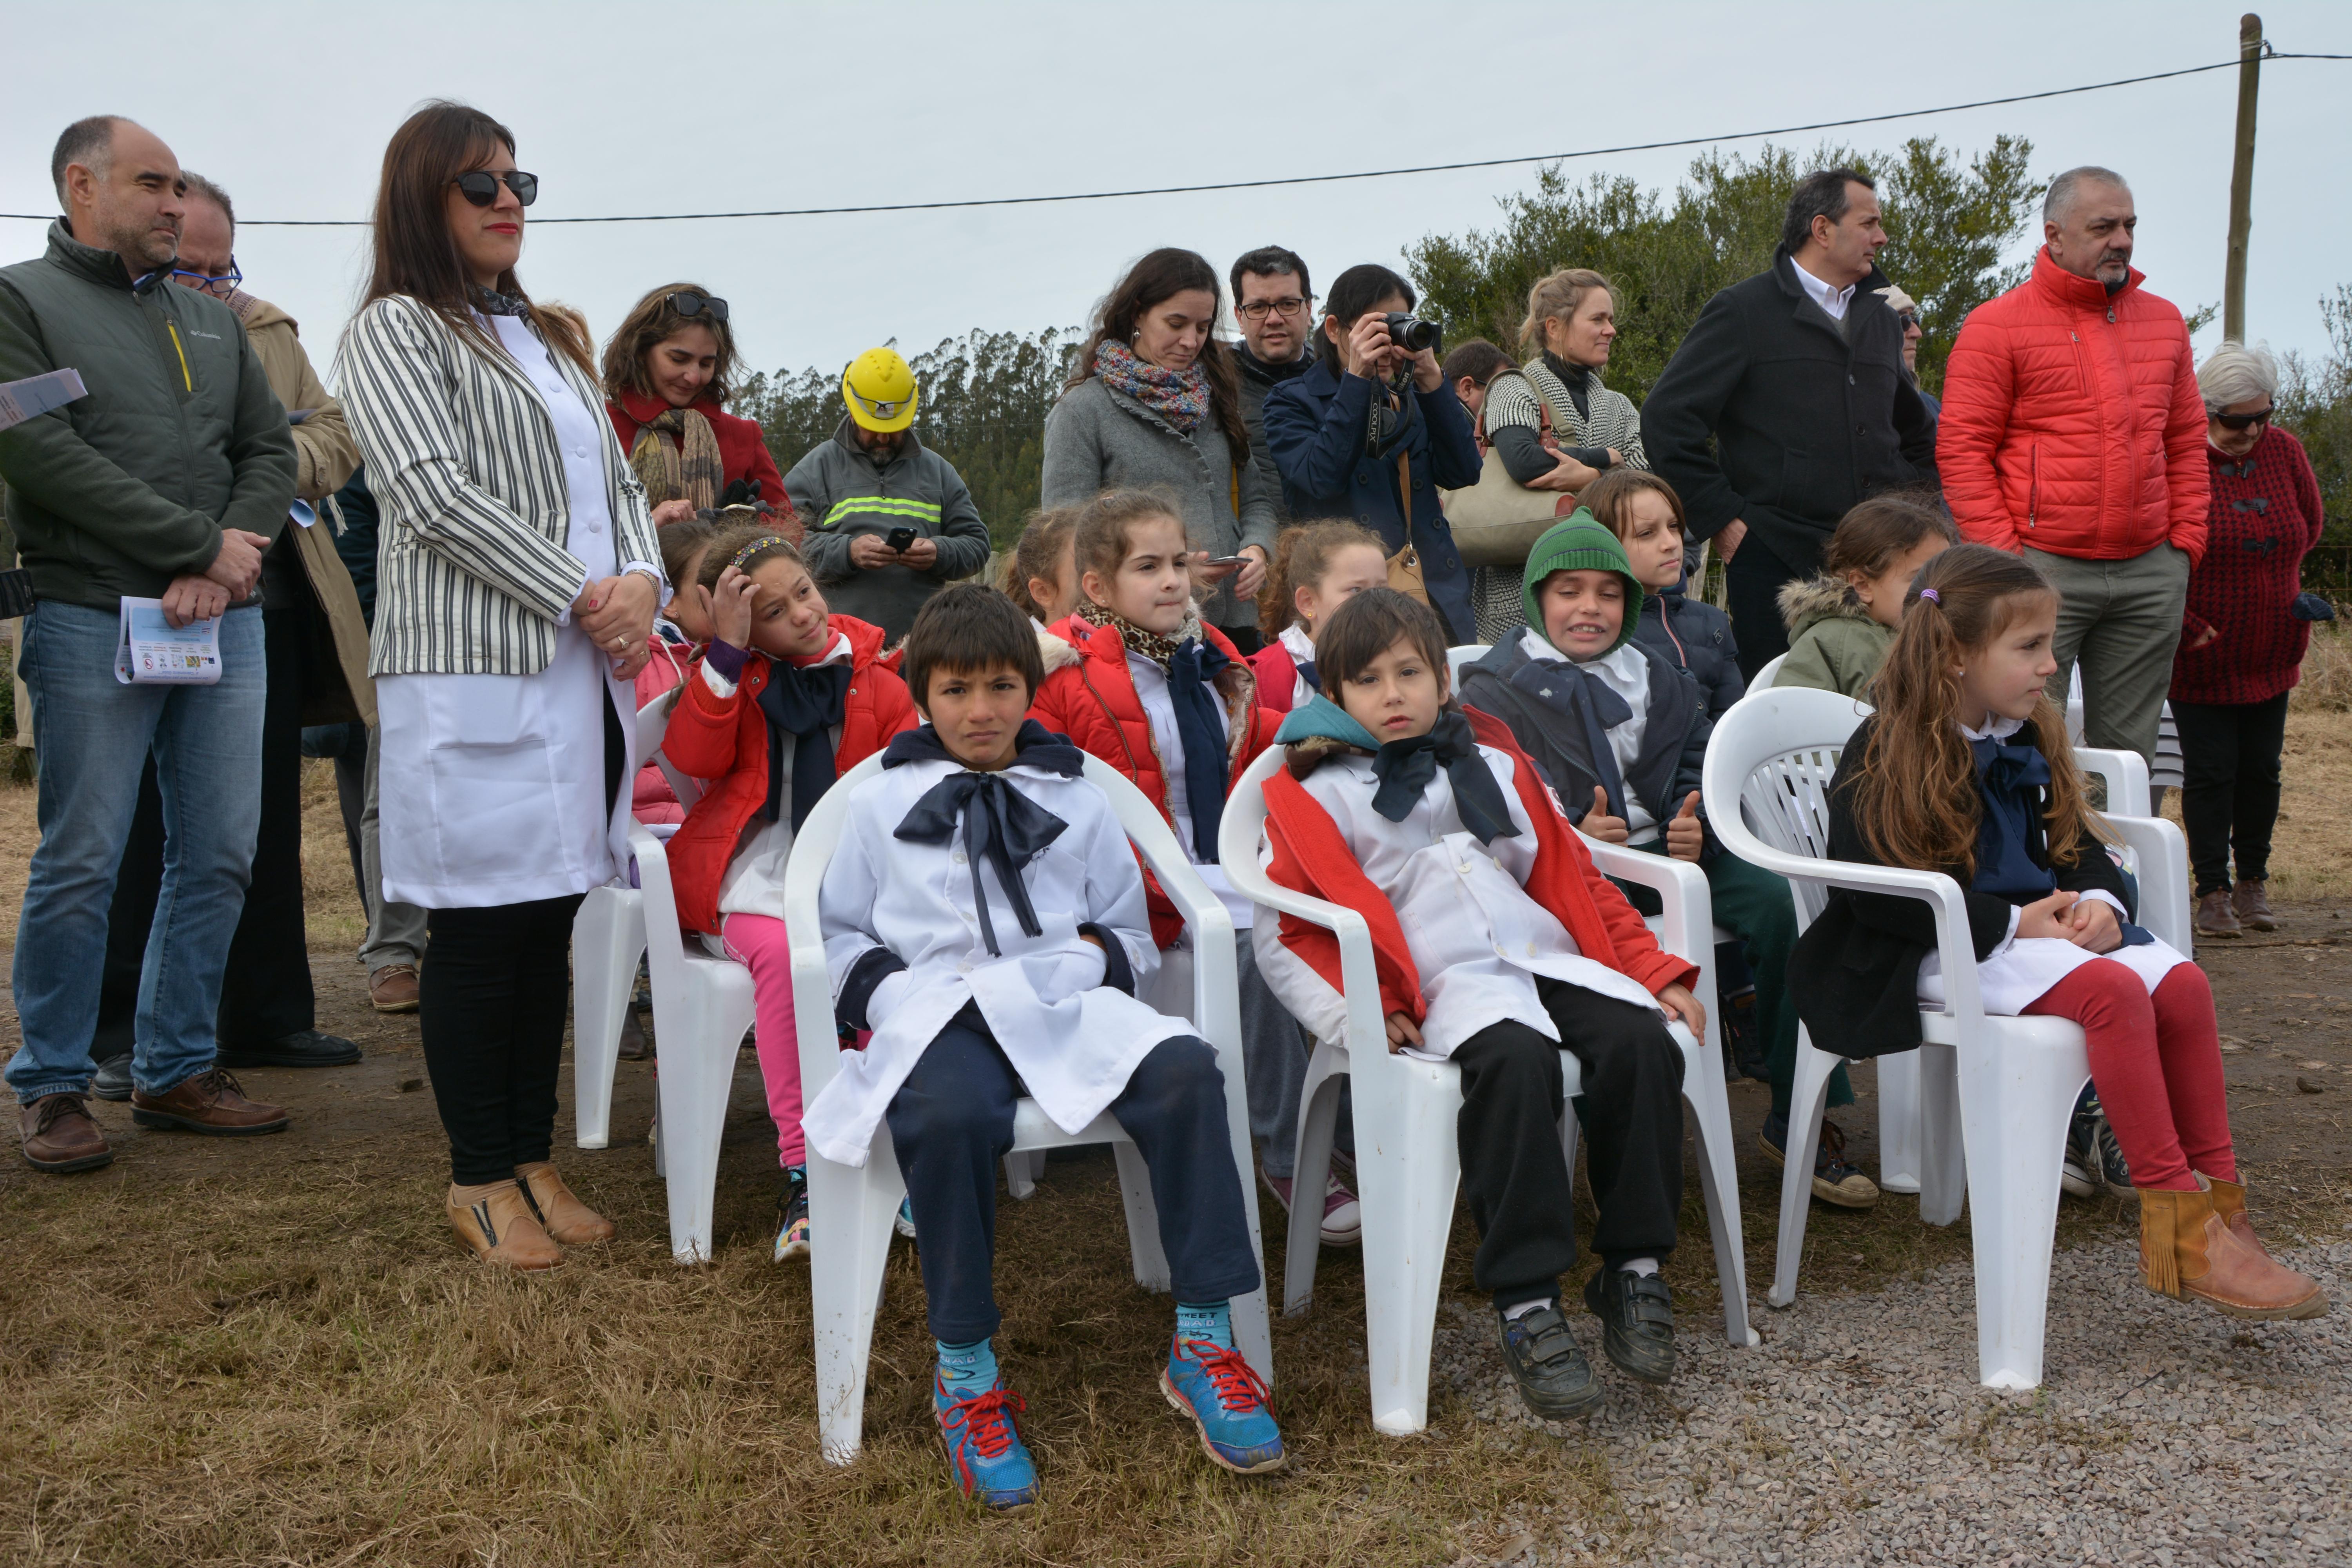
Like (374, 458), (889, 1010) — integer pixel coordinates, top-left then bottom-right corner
(2213, 406), (2272, 431)
(667, 290), (729, 323)
(451, 170), (539, 208)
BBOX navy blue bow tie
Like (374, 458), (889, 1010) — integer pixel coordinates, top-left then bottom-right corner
(1369, 711), (1519, 844)
(889, 722), (1086, 956)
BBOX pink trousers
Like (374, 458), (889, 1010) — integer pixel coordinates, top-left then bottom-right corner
(720, 912), (803, 1168)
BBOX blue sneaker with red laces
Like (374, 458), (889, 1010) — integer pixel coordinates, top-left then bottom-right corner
(1161, 1336), (1286, 1474)
(934, 1376), (1037, 1510)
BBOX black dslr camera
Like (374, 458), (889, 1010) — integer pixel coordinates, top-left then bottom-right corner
(1383, 312), (1442, 355)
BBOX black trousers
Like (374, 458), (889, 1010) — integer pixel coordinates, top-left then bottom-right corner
(1456, 977), (1686, 1302)
(1723, 531), (1806, 682)
(885, 1006), (1263, 1343)
(2171, 693), (2290, 895)
(419, 894), (584, 1184)
(91, 602), (315, 1061)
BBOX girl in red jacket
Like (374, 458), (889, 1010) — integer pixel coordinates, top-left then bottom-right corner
(1247, 520), (1389, 713)
(659, 525), (918, 1260)
(1029, 491), (1363, 1243)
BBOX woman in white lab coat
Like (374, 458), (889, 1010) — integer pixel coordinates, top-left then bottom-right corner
(339, 102), (662, 1269)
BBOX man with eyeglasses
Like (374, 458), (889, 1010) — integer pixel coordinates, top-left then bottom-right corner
(1228, 247), (1317, 525)
(80, 172), (375, 1102)
(1939, 166), (2210, 768)
(0, 116), (299, 1172)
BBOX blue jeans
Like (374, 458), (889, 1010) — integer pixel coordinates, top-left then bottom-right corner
(7, 599), (265, 1102)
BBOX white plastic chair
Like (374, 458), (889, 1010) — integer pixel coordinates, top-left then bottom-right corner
(1748, 651), (1787, 691)
(1702, 686), (2190, 1389)
(785, 752), (1272, 1465)
(1218, 746), (1756, 1437)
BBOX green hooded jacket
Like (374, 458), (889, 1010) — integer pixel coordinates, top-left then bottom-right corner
(1770, 572), (1894, 700)
(0, 220), (296, 610)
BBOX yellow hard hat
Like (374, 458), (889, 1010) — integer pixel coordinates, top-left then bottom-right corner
(841, 347), (918, 432)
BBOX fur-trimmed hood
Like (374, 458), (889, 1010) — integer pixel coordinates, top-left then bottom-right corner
(1777, 572), (1873, 636)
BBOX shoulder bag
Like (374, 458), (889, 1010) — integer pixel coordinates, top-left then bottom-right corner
(1439, 370), (1578, 569)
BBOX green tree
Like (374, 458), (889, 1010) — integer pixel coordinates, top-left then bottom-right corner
(2279, 283), (2352, 596)
(1405, 136), (2043, 403)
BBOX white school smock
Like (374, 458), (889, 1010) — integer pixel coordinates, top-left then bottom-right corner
(374, 314), (642, 909)
(1251, 742), (1665, 1062)
(1129, 650), (1254, 931)
(801, 756), (1194, 1167)
(1519, 628), (1658, 842)
(1916, 713), (2192, 1013)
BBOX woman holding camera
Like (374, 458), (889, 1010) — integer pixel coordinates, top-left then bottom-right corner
(1261, 263), (1483, 642)
(603, 282), (795, 533)
(1041, 247), (1278, 650)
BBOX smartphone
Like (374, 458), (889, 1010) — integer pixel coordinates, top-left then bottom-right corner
(884, 526), (918, 553)
(1205, 554), (1249, 567)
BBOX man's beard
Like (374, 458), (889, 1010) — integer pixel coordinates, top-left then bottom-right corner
(104, 216), (177, 272)
(2100, 251), (2131, 295)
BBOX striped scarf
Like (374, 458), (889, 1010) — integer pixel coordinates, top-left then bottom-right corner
(628, 406), (727, 514)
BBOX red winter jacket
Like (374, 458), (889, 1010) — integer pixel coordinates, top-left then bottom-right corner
(2170, 426), (2328, 707)
(1938, 250), (2209, 565)
(1247, 639), (1305, 714)
(606, 389), (798, 529)
(1259, 709), (1697, 1026)
(1028, 614), (1280, 946)
(659, 615), (916, 934)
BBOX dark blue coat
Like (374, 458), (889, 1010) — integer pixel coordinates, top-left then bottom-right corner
(1635, 585), (1744, 721)
(1263, 356), (1484, 641)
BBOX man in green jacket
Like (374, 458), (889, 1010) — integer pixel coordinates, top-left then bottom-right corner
(0, 115), (297, 1174)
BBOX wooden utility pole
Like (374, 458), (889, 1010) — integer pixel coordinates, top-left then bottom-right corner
(2224, 13), (2263, 342)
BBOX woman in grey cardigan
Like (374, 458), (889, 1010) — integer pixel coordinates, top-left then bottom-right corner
(1041, 247), (1278, 650)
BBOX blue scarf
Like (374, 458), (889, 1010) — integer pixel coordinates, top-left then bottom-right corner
(1276, 697), (1518, 844)
(886, 721), (1088, 955)
(757, 660), (850, 831)
(1970, 728), (2152, 945)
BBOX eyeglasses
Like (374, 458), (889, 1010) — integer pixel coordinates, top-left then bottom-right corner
(450, 170), (540, 208)
(1236, 296), (1311, 322)
(1896, 310), (1922, 331)
(170, 260), (241, 296)
(666, 290), (729, 323)
(2212, 406), (2272, 431)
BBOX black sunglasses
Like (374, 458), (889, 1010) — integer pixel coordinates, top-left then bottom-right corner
(2212, 406), (2272, 431)
(667, 290), (728, 323)
(452, 170), (539, 208)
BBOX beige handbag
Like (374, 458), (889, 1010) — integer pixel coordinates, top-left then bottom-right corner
(1439, 370), (1579, 568)
(1386, 449), (1430, 606)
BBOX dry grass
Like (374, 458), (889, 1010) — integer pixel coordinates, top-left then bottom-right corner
(2292, 623), (2352, 713)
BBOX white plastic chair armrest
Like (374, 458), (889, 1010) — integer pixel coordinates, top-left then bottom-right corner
(2073, 746), (2151, 818)
(2100, 813), (2191, 953)
(1581, 835), (1710, 963)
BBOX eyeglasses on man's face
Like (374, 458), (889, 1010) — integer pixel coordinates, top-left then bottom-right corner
(451, 170), (540, 208)
(171, 260), (241, 297)
(1236, 296), (1311, 322)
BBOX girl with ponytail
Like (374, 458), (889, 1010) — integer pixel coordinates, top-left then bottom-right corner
(1247, 520), (1388, 713)
(1789, 544), (2327, 1322)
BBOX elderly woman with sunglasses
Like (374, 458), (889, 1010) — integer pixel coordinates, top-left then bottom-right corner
(602, 283), (796, 533)
(339, 102), (665, 1268)
(2169, 341), (2330, 938)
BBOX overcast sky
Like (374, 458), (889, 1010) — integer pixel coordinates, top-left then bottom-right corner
(5, 1), (2347, 392)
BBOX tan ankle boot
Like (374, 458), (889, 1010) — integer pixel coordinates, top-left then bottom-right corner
(2231, 880), (2278, 932)
(515, 1162), (617, 1246)
(2201, 1174), (2270, 1258)
(447, 1180), (564, 1270)
(2138, 1178), (2327, 1320)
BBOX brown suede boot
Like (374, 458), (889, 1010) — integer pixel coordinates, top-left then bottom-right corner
(2203, 1174), (2270, 1258)
(446, 1180), (564, 1270)
(2231, 880), (2278, 932)
(2138, 1179), (2327, 1320)
(2195, 890), (2242, 938)
(515, 1162), (617, 1246)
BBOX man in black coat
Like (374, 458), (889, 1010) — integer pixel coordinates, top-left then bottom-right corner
(1643, 168), (1938, 679)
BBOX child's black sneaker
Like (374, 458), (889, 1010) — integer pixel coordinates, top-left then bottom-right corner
(1583, 1266), (1677, 1385)
(2089, 1107), (2133, 1198)
(1494, 1302), (1604, 1420)
(1759, 1110), (1880, 1209)
(1719, 987), (1769, 1083)
(2062, 1091), (2100, 1199)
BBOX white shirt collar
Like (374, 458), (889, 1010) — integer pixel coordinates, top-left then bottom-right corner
(1279, 622), (1317, 664)
(1788, 255), (1857, 321)
(1958, 712), (2027, 743)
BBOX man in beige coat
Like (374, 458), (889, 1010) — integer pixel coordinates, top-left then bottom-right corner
(89, 171), (377, 1099)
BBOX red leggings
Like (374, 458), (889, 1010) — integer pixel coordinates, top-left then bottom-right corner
(2022, 960), (2231, 1192)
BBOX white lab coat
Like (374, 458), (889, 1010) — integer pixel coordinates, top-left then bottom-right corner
(1252, 744), (1664, 1062)
(802, 755), (1195, 1167)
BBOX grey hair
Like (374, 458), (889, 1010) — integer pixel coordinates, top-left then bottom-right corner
(50, 114), (128, 205)
(181, 171), (234, 232)
(2196, 341), (2279, 413)
(2043, 166), (2131, 225)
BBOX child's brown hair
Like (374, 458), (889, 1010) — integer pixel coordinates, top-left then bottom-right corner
(901, 583), (1045, 709)
(1822, 493), (1960, 584)
(1849, 542), (2093, 876)
(657, 513), (719, 592)
(698, 519), (809, 592)
(1257, 519), (1386, 640)
(1580, 468), (1687, 545)
(1313, 587), (1453, 700)
(1000, 505), (1080, 622)
(1070, 488), (1186, 608)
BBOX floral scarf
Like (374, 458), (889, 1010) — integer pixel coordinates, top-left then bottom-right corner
(1094, 338), (1209, 434)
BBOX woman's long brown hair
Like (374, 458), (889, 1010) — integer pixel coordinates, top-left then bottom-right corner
(1851, 543), (2094, 877)
(357, 100), (593, 376)
(599, 280), (740, 407)
(1065, 247), (1251, 462)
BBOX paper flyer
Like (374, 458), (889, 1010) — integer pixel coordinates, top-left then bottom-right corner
(0, 368), (89, 432)
(114, 597), (224, 685)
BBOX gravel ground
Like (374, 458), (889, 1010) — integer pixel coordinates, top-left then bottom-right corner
(1433, 1237), (2350, 1566)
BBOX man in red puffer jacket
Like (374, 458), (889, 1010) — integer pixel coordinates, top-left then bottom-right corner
(1938, 166), (2209, 764)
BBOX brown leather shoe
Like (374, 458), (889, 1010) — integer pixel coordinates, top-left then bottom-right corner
(129, 1067), (289, 1136)
(20, 1093), (113, 1173)
(2203, 1173), (2272, 1259)
(2195, 890), (2242, 938)
(2231, 880), (2278, 932)
(446, 1181), (564, 1270)
(2138, 1180), (2327, 1320)
(369, 964), (421, 1014)
(515, 1161), (617, 1246)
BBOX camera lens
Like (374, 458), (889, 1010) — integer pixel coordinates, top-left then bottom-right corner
(1383, 312), (1442, 354)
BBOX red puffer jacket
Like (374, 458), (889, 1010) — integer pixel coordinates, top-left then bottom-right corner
(1938, 249), (2208, 564)
(1028, 615), (1280, 946)
(607, 389), (798, 530)
(659, 615), (916, 934)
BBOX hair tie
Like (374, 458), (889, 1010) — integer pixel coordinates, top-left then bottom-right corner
(728, 534), (791, 573)
(1918, 588), (1941, 605)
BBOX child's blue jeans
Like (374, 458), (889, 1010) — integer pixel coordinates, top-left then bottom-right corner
(885, 1004), (1262, 1344)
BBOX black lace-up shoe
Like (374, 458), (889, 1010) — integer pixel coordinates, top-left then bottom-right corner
(1495, 1303), (1604, 1420)
(1584, 1266), (1677, 1384)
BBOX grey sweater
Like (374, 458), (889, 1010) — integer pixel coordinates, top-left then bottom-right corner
(788, 419), (991, 642)
(1039, 376), (1278, 634)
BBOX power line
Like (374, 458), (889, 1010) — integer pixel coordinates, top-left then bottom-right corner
(5, 50), (2347, 229)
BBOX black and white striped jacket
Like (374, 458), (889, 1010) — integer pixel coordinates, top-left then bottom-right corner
(338, 295), (660, 676)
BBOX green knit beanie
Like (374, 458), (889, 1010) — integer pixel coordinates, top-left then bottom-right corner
(1520, 508), (1645, 657)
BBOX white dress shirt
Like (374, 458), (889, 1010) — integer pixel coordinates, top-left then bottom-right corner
(1128, 650), (1254, 930)
(1788, 255), (1858, 322)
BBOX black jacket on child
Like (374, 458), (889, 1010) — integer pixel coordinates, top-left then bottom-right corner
(1786, 713), (2130, 1060)
(1458, 630), (1717, 860)
(1633, 583), (1744, 722)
